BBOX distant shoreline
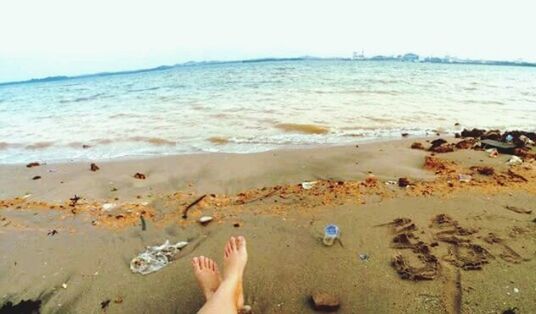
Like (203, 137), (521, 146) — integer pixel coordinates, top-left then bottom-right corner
(1, 55), (535, 87)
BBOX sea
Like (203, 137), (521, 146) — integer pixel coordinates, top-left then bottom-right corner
(1, 60), (535, 164)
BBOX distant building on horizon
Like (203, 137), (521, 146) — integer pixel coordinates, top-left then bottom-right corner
(400, 53), (419, 62)
(352, 50), (365, 60)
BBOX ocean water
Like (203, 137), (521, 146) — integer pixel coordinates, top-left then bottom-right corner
(1, 60), (535, 163)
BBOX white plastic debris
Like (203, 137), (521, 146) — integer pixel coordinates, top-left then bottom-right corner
(507, 156), (523, 166)
(301, 181), (317, 190)
(385, 180), (397, 185)
(130, 240), (188, 275)
(199, 216), (213, 225)
(457, 174), (472, 183)
(513, 288), (519, 293)
(101, 203), (117, 212)
(486, 148), (498, 158)
(61, 283), (67, 289)
(519, 135), (534, 146)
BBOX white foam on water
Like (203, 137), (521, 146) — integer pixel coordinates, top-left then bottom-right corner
(1, 60), (535, 163)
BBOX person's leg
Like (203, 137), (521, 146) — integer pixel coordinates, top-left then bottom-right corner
(191, 256), (222, 301)
(197, 236), (248, 314)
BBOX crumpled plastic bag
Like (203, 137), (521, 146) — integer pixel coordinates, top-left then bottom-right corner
(130, 240), (188, 275)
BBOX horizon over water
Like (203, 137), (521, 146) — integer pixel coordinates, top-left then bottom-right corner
(1, 60), (535, 164)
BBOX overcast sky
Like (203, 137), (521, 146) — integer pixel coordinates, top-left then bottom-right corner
(1, 0), (535, 83)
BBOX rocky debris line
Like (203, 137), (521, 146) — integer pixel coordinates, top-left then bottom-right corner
(411, 128), (536, 160)
(415, 154), (536, 197)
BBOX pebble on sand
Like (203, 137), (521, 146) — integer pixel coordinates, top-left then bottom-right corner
(90, 163), (100, 171)
(311, 291), (340, 312)
(398, 177), (411, 187)
(134, 172), (146, 179)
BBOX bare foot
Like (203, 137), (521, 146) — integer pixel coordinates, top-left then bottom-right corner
(192, 256), (222, 300)
(223, 236), (248, 309)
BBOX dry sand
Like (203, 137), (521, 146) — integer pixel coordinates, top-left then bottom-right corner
(0, 138), (535, 313)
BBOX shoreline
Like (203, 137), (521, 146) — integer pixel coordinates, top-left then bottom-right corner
(0, 134), (441, 166)
(0, 137), (439, 201)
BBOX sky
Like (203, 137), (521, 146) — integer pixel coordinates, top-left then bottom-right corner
(1, 0), (535, 83)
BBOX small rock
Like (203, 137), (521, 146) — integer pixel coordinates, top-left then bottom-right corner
(358, 253), (369, 261)
(398, 177), (410, 187)
(32, 176), (42, 180)
(134, 172), (146, 180)
(62, 283), (67, 289)
(82, 144), (91, 149)
(101, 300), (111, 309)
(90, 163), (100, 171)
(513, 288), (519, 293)
(311, 291), (340, 312)
(401, 133), (409, 137)
(502, 307), (519, 314)
(430, 138), (447, 148)
(471, 166), (495, 176)
(26, 162), (40, 168)
(410, 142), (425, 150)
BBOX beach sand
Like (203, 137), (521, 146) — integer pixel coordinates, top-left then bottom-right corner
(0, 138), (535, 313)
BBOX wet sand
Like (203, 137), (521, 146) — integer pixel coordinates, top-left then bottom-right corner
(0, 138), (535, 313)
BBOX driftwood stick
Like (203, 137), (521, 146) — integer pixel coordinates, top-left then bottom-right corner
(182, 194), (207, 219)
(507, 169), (528, 182)
(235, 188), (279, 205)
(140, 215), (147, 231)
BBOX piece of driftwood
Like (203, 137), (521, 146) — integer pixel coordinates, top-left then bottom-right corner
(182, 194), (207, 219)
(507, 170), (528, 182)
(140, 215), (147, 231)
(234, 188), (279, 205)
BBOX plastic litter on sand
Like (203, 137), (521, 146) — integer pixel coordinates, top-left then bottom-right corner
(457, 174), (472, 183)
(507, 156), (523, 166)
(130, 240), (188, 275)
(301, 181), (318, 190)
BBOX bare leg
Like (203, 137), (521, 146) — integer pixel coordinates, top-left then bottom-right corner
(192, 256), (222, 300)
(197, 236), (248, 314)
